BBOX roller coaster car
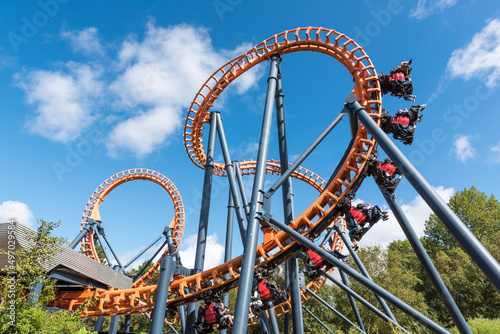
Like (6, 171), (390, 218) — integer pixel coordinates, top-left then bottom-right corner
(377, 59), (416, 102)
(302, 249), (334, 279)
(196, 301), (232, 333)
(391, 104), (426, 145)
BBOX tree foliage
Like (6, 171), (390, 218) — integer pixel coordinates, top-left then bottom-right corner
(0, 219), (94, 333)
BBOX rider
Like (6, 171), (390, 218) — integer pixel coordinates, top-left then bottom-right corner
(366, 157), (403, 198)
(391, 104), (425, 145)
(380, 104), (425, 145)
(249, 270), (287, 315)
(345, 203), (388, 250)
(377, 60), (415, 102)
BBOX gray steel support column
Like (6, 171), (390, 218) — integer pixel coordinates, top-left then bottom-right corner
(94, 227), (113, 266)
(27, 281), (43, 305)
(320, 270), (408, 334)
(215, 112), (248, 243)
(346, 94), (500, 291)
(124, 314), (131, 333)
(220, 191), (235, 334)
(186, 112), (218, 333)
(334, 223), (396, 322)
(151, 254), (176, 334)
(179, 305), (187, 334)
(234, 161), (250, 216)
(284, 262), (290, 334)
(124, 234), (163, 269)
(265, 214), (451, 334)
(68, 220), (95, 249)
(232, 54), (280, 333)
(108, 316), (119, 334)
(382, 192), (472, 334)
(266, 301), (280, 334)
(168, 323), (180, 334)
(133, 239), (169, 281)
(259, 312), (272, 334)
(266, 106), (349, 196)
(303, 287), (363, 332)
(94, 317), (104, 331)
(348, 110), (359, 139)
(100, 233), (124, 270)
(275, 69), (304, 334)
(340, 269), (365, 332)
(302, 305), (335, 334)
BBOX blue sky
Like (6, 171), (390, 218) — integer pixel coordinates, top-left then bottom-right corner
(1, 0), (500, 270)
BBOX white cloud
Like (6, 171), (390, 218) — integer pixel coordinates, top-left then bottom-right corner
(447, 19), (500, 88)
(106, 22), (263, 157)
(451, 134), (478, 163)
(61, 27), (105, 57)
(489, 141), (500, 163)
(16, 22), (263, 158)
(410, 0), (457, 19)
(0, 201), (35, 228)
(16, 62), (103, 143)
(362, 186), (455, 246)
(179, 233), (225, 270)
(106, 105), (181, 157)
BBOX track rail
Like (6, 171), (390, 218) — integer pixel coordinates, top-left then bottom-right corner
(52, 27), (382, 325)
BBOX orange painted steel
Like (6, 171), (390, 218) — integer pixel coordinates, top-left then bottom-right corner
(79, 168), (185, 284)
(53, 27), (382, 325)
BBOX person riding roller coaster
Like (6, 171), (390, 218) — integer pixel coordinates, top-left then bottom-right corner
(303, 246), (349, 279)
(196, 298), (233, 333)
(380, 104), (426, 145)
(345, 203), (389, 250)
(378, 60), (415, 102)
(366, 157), (403, 198)
(249, 270), (288, 315)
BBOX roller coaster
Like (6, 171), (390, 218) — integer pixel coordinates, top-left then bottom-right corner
(45, 27), (500, 334)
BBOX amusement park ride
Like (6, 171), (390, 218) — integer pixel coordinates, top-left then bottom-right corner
(36, 27), (500, 333)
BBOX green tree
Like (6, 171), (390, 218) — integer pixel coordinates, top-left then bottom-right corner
(423, 186), (500, 254)
(420, 186), (500, 325)
(0, 219), (94, 333)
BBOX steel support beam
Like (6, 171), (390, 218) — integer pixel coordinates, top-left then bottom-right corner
(275, 68), (304, 334)
(94, 317), (104, 332)
(215, 112), (248, 243)
(234, 161), (251, 216)
(27, 281), (43, 305)
(124, 314), (131, 333)
(179, 305), (186, 334)
(266, 106), (349, 196)
(284, 262), (290, 334)
(264, 214), (451, 334)
(266, 301), (280, 334)
(186, 112), (218, 333)
(320, 269), (409, 334)
(340, 269), (365, 332)
(151, 254), (176, 334)
(333, 223), (396, 322)
(302, 305), (335, 334)
(124, 234), (163, 269)
(108, 316), (119, 334)
(232, 54), (280, 333)
(68, 219), (96, 249)
(382, 191), (472, 334)
(346, 94), (500, 291)
(259, 312), (272, 334)
(220, 190), (235, 334)
(304, 287), (364, 332)
(133, 238), (169, 281)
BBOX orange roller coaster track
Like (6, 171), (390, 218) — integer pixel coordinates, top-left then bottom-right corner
(53, 27), (381, 326)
